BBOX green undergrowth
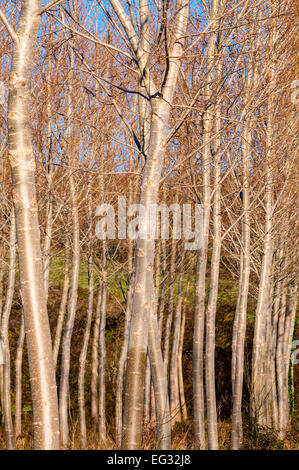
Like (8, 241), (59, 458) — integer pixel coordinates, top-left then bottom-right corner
(0, 253), (297, 450)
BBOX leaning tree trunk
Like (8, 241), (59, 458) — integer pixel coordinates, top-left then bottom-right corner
(6, 0), (59, 449)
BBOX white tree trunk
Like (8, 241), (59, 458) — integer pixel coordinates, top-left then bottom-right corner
(5, 0), (60, 448)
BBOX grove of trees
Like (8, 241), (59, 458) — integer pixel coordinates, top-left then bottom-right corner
(0, 0), (298, 450)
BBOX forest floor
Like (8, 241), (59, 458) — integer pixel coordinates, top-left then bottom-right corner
(0, 417), (298, 450)
(0, 257), (298, 450)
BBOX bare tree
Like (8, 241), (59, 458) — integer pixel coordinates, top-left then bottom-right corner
(1, 0), (60, 449)
(104, 0), (190, 449)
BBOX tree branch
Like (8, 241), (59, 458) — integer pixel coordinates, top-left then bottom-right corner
(161, 0), (189, 102)
(108, 0), (158, 97)
(40, 0), (66, 15)
(50, 12), (135, 63)
(108, 0), (139, 54)
(0, 8), (18, 43)
(69, 42), (142, 153)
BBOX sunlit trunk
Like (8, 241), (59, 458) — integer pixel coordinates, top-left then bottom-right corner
(7, 1), (59, 448)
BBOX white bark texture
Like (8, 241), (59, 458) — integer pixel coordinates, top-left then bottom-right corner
(7, 0), (60, 449)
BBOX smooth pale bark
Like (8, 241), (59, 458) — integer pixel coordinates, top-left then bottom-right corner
(204, 37), (222, 449)
(251, 12), (282, 429)
(251, 94), (274, 428)
(15, 313), (25, 439)
(53, 244), (70, 368)
(204, 186), (221, 450)
(193, 0), (219, 450)
(0, 250), (5, 317)
(98, 242), (107, 442)
(115, 143), (135, 445)
(283, 287), (297, 385)
(118, 0), (189, 449)
(251, 210), (273, 426)
(78, 254), (94, 448)
(231, 71), (253, 449)
(42, 50), (54, 303)
(149, 234), (163, 432)
(157, 235), (167, 334)
(59, 48), (80, 448)
(232, 11), (263, 444)
(231, 162), (250, 448)
(59, 211), (80, 446)
(231, 255), (243, 395)
(42, 194), (53, 303)
(122, 100), (177, 448)
(276, 288), (287, 436)
(0, 212), (16, 449)
(97, 50), (109, 445)
(285, 290), (298, 420)
(6, 0), (60, 449)
(154, 227), (162, 329)
(264, 276), (275, 427)
(0, 253), (4, 417)
(270, 267), (282, 430)
(276, 285), (298, 438)
(90, 81), (103, 427)
(193, 248), (207, 449)
(251, 188), (273, 423)
(138, 0), (150, 166)
(157, 183), (168, 334)
(170, 269), (184, 426)
(148, 287), (171, 449)
(115, 259), (134, 446)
